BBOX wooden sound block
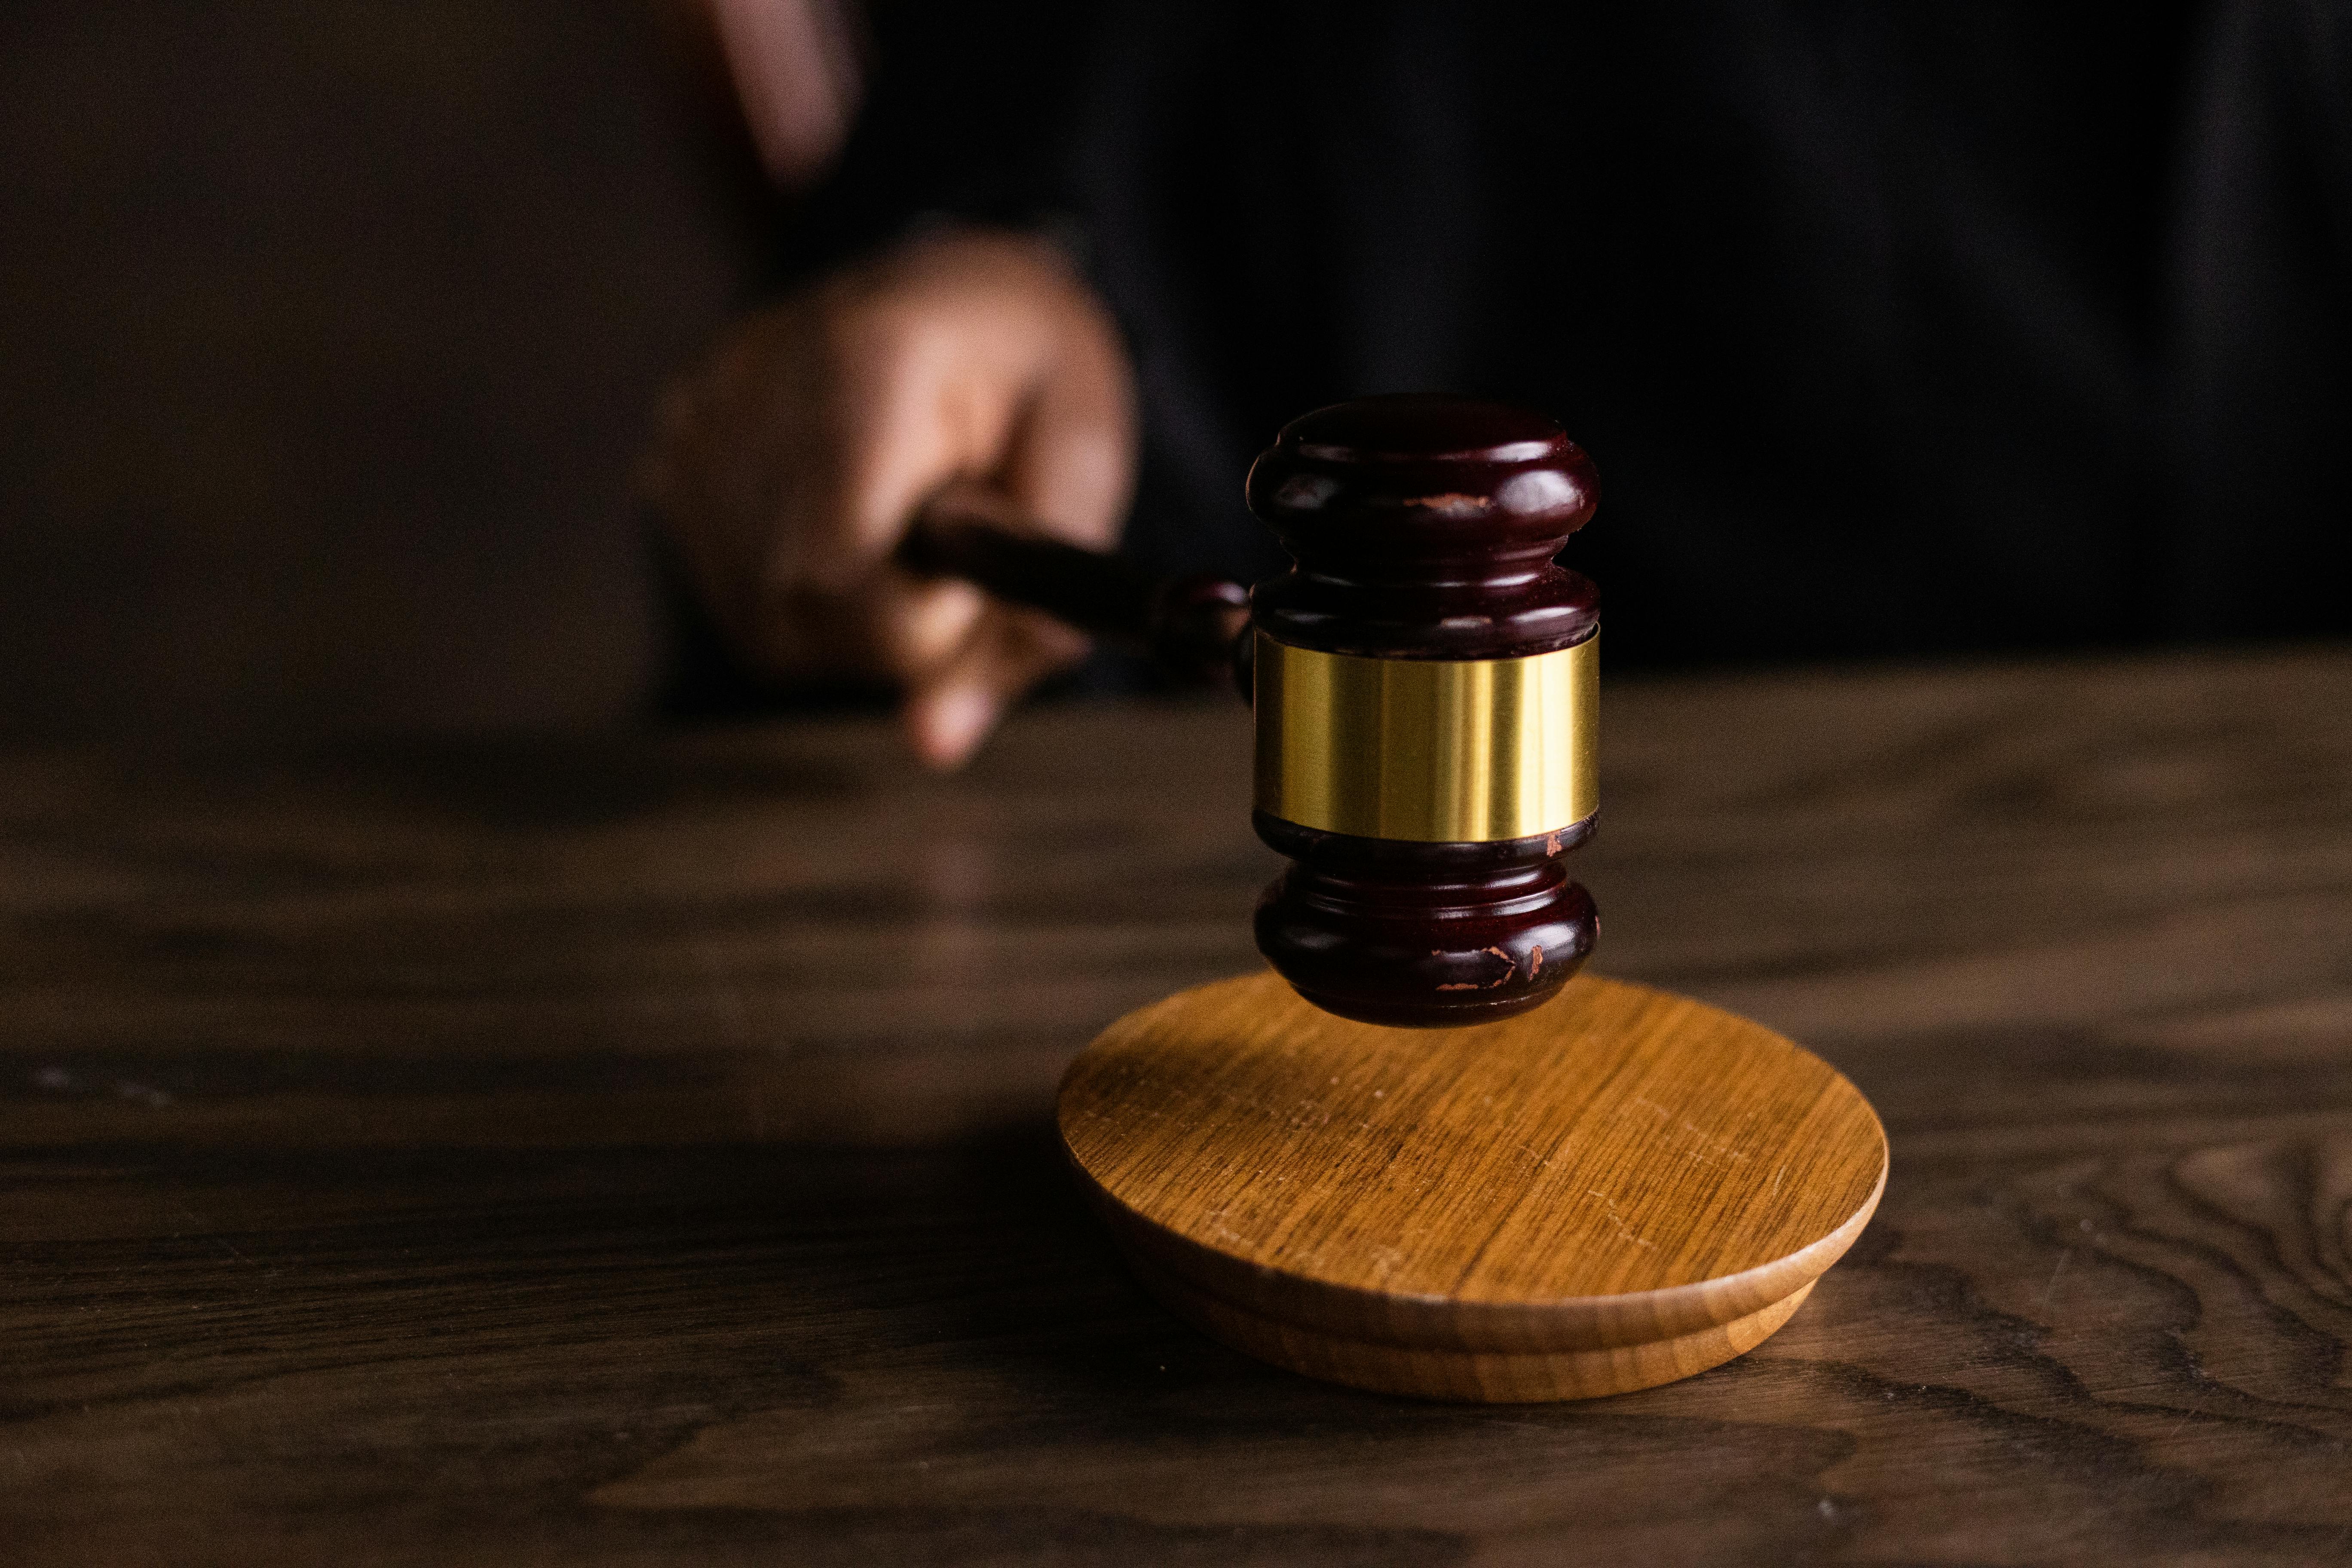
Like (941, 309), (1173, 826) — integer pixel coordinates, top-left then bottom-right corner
(1058, 970), (1887, 1402)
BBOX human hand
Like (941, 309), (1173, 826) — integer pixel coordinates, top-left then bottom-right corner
(643, 227), (1137, 767)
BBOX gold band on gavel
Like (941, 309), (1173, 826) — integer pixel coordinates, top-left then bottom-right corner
(1253, 631), (1598, 843)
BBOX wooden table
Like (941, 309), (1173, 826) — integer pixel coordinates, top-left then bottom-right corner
(8, 649), (2351, 1565)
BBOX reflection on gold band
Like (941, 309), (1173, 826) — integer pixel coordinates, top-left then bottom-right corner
(1253, 632), (1598, 843)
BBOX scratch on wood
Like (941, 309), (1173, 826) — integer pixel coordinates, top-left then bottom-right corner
(2037, 1248), (2073, 1315)
(1439, 947), (1522, 991)
(1587, 1188), (1656, 1250)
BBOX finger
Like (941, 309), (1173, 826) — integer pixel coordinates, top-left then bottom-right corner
(863, 572), (992, 684)
(901, 604), (1091, 769)
(781, 325), (931, 596)
(995, 298), (1136, 550)
(802, 300), (1024, 594)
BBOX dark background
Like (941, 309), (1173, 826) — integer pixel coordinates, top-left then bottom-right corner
(4, 1), (2346, 737)
(0, 0), (778, 737)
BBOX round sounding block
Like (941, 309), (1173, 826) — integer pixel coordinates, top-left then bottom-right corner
(1057, 970), (1887, 1402)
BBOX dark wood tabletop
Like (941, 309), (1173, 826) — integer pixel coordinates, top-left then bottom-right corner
(8, 647), (2352, 1566)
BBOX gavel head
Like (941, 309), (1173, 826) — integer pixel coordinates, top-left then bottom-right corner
(1247, 395), (1601, 1026)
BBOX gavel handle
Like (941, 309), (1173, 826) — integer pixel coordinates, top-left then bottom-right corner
(898, 496), (1253, 695)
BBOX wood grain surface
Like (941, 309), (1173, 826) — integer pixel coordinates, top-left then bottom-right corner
(5, 647), (2352, 1565)
(1060, 970), (1886, 1398)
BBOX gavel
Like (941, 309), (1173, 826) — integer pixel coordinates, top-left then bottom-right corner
(900, 394), (1602, 1028)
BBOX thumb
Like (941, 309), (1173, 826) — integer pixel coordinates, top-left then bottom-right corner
(902, 604), (1091, 769)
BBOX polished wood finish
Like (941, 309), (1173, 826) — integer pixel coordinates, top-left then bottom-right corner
(7, 647), (2352, 1562)
(1248, 396), (1604, 1024)
(1061, 970), (1886, 1400)
(1245, 394), (1600, 662)
(1253, 814), (1598, 1027)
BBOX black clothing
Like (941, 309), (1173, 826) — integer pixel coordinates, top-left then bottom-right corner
(798, 0), (2352, 668)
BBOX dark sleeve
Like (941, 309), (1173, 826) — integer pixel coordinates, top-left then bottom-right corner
(2168, 0), (2352, 637)
(776, 0), (1108, 280)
